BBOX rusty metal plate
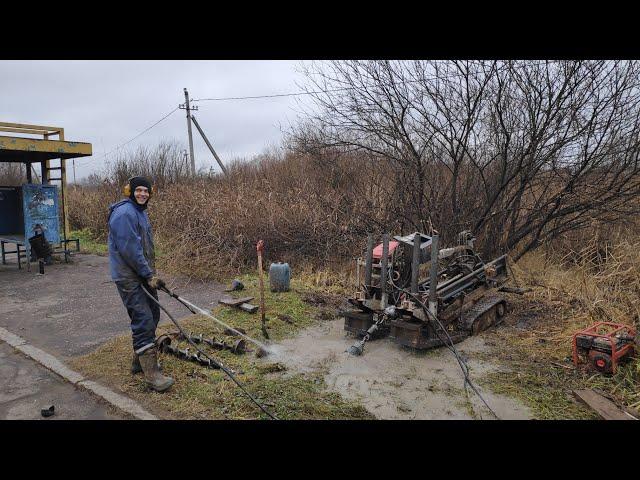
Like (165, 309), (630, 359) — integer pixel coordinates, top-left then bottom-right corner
(389, 319), (468, 349)
(343, 310), (375, 337)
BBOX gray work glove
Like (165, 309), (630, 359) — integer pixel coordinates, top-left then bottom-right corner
(147, 275), (166, 290)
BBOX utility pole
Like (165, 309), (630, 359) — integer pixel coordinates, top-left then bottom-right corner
(179, 88), (198, 176)
(191, 114), (228, 175)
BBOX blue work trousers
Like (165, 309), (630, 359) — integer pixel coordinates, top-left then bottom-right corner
(115, 280), (160, 353)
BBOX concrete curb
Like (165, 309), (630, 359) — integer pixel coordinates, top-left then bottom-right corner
(77, 380), (157, 420)
(0, 327), (27, 347)
(15, 343), (85, 384)
(0, 327), (158, 420)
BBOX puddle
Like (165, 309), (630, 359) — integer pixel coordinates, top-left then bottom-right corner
(268, 319), (532, 420)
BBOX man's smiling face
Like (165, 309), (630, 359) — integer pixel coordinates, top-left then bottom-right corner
(134, 186), (149, 205)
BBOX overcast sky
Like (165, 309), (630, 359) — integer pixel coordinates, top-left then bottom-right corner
(0, 60), (315, 180)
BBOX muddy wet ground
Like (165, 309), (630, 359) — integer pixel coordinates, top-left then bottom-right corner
(269, 318), (532, 420)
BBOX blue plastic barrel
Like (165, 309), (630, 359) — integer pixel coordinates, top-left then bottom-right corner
(269, 262), (290, 292)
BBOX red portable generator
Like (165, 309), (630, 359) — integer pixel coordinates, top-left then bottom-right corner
(572, 322), (636, 374)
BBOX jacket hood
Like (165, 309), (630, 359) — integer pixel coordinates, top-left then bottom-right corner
(108, 199), (145, 223)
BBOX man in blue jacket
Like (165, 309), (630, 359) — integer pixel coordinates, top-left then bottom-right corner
(108, 176), (174, 392)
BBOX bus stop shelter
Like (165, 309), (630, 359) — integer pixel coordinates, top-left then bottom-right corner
(0, 122), (92, 269)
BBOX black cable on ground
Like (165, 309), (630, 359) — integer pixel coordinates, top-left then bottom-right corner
(140, 284), (278, 420)
(413, 292), (498, 420)
(388, 275), (499, 419)
(163, 288), (198, 314)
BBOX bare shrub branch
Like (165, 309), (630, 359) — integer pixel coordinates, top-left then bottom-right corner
(290, 60), (640, 260)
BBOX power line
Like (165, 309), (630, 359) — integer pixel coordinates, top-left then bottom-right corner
(192, 88), (352, 102)
(85, 106), (180, 165)
(191, 61), (572, 103)
(192, 72), (485, 103)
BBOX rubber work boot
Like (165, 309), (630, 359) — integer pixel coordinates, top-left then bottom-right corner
(139, 347), (174, 392)
(131, 352), (162, 374)
(131, 353), (143, 375)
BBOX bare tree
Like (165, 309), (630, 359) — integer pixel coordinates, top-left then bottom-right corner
(0, 163), (26, 186)
(291, 60), (640, 259)
(103, 140), (192, 188)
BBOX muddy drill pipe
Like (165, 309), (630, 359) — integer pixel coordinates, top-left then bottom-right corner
(411, 232), (421, 294)
(428, 234), (439, 318)
(179, 332), (248, 354)
(156, 334), (241, 372)
(380, 234), (389, 309)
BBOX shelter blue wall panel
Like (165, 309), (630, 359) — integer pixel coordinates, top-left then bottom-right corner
(21, 184), (59, 244)
(0, 186), (22, 234)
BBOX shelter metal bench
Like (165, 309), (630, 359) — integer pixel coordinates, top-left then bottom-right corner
(0, 234), (27, 269)
(0, 234), (80, 269)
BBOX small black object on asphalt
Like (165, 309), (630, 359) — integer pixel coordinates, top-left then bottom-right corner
(41, 405), (55, 418)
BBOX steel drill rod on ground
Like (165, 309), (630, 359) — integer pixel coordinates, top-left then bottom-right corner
(142, 285), (277, 419)
(160, 287), (271, 353)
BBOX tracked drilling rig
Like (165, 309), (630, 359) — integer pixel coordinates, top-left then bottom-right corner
(344, 231), (510, 355)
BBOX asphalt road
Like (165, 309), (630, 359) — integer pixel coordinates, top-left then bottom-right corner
(0, 342), (123, 420)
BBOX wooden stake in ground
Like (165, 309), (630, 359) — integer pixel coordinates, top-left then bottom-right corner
(256, 240), (269, 339)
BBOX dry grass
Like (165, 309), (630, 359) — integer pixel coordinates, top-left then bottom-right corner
(67, 151), (376, 280)
(66, 140), (640, 285)
(69, 229), (108, 255)
(479, 234), (640, 419)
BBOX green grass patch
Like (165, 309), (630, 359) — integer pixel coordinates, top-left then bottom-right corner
(479, 357), (640, 420)
(69, 229), (171, 262)
(70, 228), (108, 255)
(479, 362), (598, 420)
(209, 273), (336, 342)
(69, 274), (373, 420)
